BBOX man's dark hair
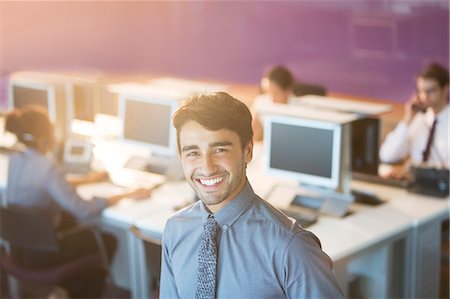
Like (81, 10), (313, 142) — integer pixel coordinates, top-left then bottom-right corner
(419, 63), (449, 88)
(172, 92), (253, 152)
(263, 65), (294, 91)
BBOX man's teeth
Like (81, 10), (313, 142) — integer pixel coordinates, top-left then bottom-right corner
(199, 177), (224, 186)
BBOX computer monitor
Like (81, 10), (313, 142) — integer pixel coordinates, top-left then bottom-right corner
(67, 82), (97, 122)
(119, 93), (180, 158)
(10, 82), (57, 121)
(264, 115), (351, 193)
(351, 117), (380, 176)
(8, 77), (69, 142)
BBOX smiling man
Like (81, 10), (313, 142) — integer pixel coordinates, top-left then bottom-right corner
(160, 92), (343, 299)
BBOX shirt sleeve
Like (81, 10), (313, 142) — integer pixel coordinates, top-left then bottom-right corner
(46, 163), (108, 221)
(282, 231), (344, 299)
(379, 121), (410, 163)
(159, 221), (180, 299)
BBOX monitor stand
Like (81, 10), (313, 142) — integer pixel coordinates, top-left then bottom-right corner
(292, 184), (354, 218)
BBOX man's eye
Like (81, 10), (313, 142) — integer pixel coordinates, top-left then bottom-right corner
(214, 148), (227, 153)
(185, 151), (199, 157)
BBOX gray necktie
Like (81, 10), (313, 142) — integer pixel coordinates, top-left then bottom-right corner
(196, 214), (219, 299)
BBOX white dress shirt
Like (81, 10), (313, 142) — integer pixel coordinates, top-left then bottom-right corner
(380, 104), (449, 168)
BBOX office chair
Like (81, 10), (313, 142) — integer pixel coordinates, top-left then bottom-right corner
(292, 80), (327, 97)
(0, 206), (109, 298)
(130, 225), (162, 299)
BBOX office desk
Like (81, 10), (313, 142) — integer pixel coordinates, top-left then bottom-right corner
(77, 180), (195, 290)
(388, 190), (450, 298)
(17, 140), (446, 298)
(127, 169), (448, 299)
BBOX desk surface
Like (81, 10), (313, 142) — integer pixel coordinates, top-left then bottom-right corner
(291, 95), (393, 116)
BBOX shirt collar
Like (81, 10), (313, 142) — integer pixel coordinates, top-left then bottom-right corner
(426, 104), (449, 124)
(200, 180), (255, 228)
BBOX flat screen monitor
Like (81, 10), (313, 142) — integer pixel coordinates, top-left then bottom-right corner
(264, 115), (344, 190)
(119, 94), (179, 157)
(351, 117), (380, 176)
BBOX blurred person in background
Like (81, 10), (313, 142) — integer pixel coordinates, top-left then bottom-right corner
(251, 65), (297, 141)
(4, 104), (152, 298)
(379, 62), (449, 179)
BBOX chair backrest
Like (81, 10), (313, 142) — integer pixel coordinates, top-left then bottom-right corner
(293, 81), (327, 97)
(0, 206), (60, 252)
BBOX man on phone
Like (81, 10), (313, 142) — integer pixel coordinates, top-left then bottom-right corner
(380, 62), (449, 179)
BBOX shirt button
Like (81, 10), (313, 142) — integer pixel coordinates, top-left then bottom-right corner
(222, 225), (229, 231)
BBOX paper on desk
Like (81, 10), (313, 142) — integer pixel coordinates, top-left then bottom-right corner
(77, 182), (129, 201)
(102, 181), (195, 224)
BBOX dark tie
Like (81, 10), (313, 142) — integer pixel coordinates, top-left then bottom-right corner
(422, 118), (438, 163)
(196, 215), (219, 299)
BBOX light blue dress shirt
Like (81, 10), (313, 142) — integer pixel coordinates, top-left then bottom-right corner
(160, 181), (344, 299)
(6, 148), (107, 226)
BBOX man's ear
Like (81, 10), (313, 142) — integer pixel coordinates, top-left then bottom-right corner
(244, 141), (253, 164)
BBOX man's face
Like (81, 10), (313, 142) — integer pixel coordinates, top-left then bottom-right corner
(179, 120), (253, 212)
(261, 78), (289, 104)
(416, 77), (449, 109)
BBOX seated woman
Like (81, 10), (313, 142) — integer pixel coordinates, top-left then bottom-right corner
(4, 104), (153, 298)
(251, 65), (297, 141)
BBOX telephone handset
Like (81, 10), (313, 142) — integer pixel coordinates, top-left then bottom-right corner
(411, 102), (428, 113)
(411, 93), (429, 113)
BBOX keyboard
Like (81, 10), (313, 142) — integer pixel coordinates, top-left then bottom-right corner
(279, 208), (318, 228)
(352, 172), (410, 189)
(108, 167), (167, 189)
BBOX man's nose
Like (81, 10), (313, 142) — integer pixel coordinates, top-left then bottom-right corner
(200, 154), (217, 175)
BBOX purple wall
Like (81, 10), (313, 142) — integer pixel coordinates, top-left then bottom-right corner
(1, 1), (448, 105)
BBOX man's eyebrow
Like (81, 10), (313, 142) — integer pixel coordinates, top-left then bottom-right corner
(210, 141), (233, 148)
(181, 145), (199, 152)
(181, 141), (233, 152)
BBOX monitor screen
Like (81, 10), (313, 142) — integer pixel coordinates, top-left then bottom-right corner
(119, 95), (178, 157)
(98, 93), (119, 116)
(9, 74), (73, 142)
(11, 84), (57, 122)
(264, 115), (343, 190)
(13, 85), (49, 110)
